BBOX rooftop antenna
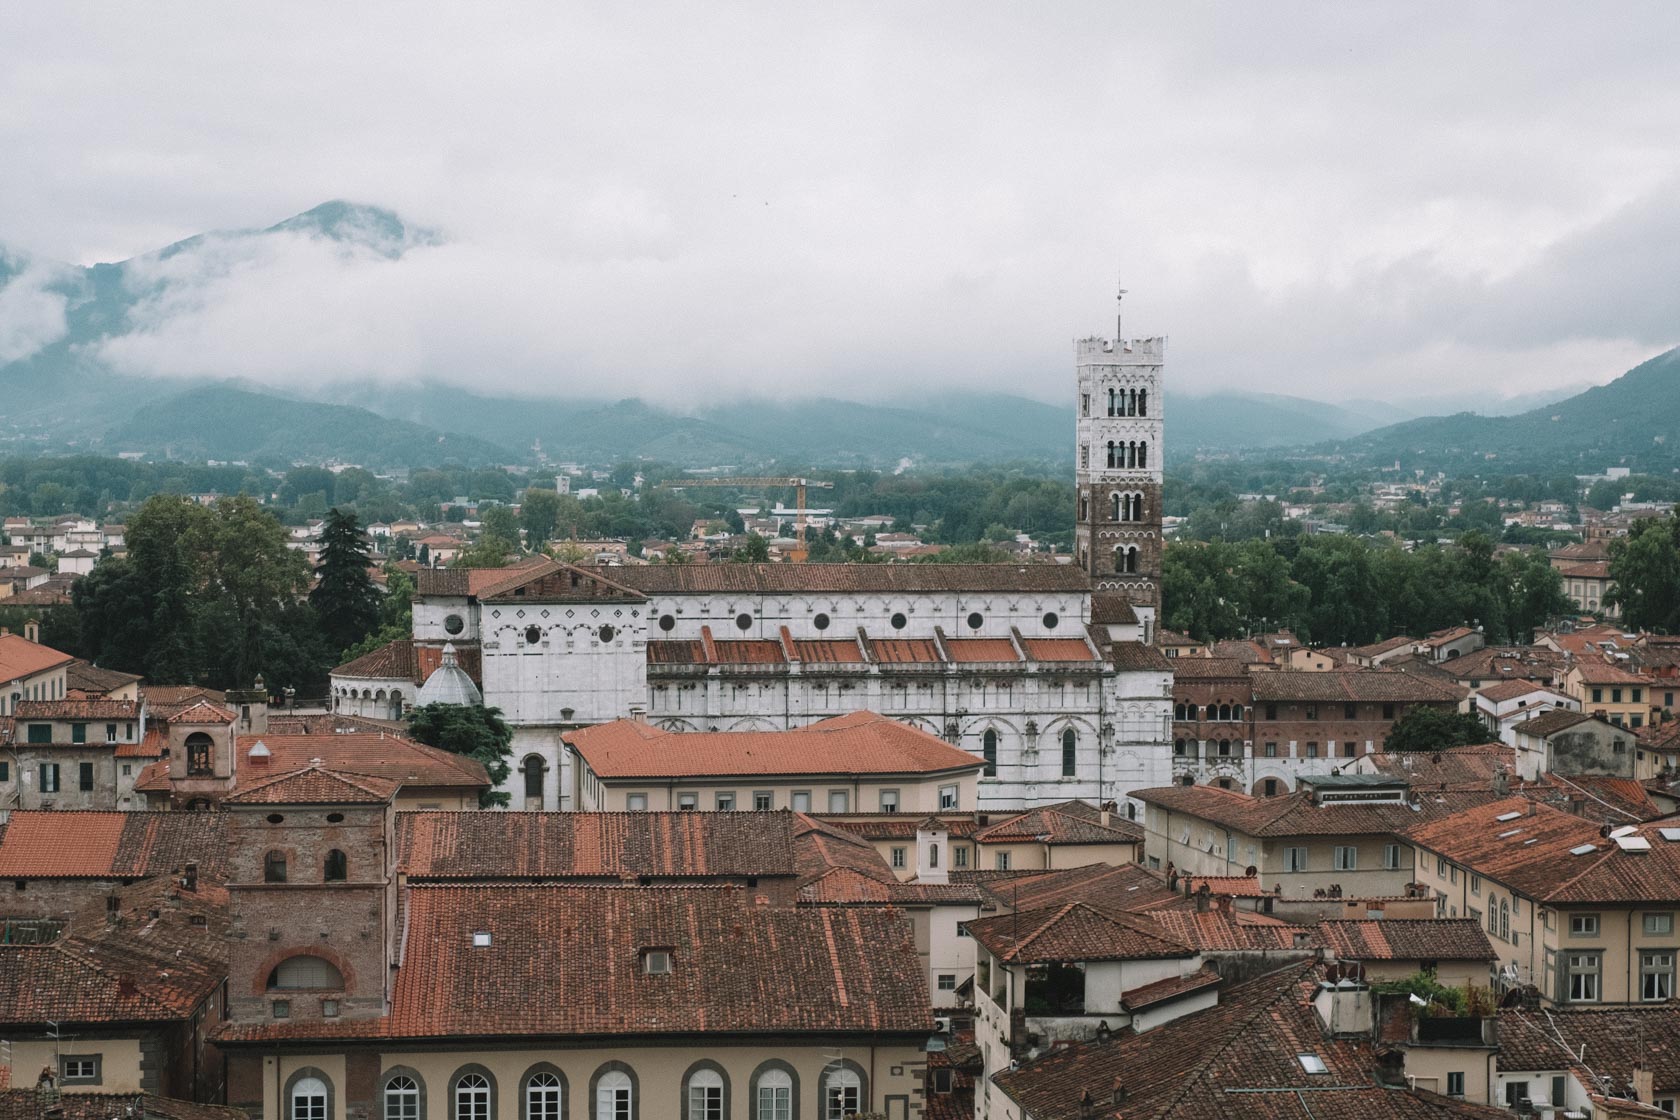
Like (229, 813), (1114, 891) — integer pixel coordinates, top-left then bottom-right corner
(1116, 279), (1129, 343)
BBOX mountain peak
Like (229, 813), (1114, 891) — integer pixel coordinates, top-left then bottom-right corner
(264, 200), (439, 255)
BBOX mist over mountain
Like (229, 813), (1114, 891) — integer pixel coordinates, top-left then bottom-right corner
(0, 201), (1662, 471)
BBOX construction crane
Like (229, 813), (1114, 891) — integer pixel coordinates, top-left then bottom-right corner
(661, 476), (836, 562)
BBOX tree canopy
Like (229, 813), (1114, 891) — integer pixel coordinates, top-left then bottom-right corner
(406, 702), (514, 807)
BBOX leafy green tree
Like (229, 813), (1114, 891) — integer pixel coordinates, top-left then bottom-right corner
(1606, 517), (1680, 632)
(520, 489), (562, 547)
(337, 565), (416, 664)
(1384, 707), (1495, 752)
(731, 532), (771, 562)
(279, 466), (336, 508)
(406, 702), (514, 807)
(310, 508), (382, 657)
(481, 505), (521, 551)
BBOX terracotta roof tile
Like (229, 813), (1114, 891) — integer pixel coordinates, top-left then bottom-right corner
(397, 810), (798, 879)
(964, 901), (1193, 963)
(1166, 657), (1251, 678)
(1475, 679), (1560, 702)
(944, 638), (1020, 663)
(1120, 965), (1221, 1010)
(866, 637), (942, 664)
(331, 638), (419, 680)
(646, 639), (708, 665)
(223, 764), (399, 805)
(792, 638), (868, 663)
(567, 711), (985, 779)
(967, 862), (1180, 913)
(1568, 658), (1647, 684)
(1499, 1005), (1680, 1093)
(0, 812), (229, 879)
(64, 660), (143, 695)
(13, 698), (141, 720)
(1021, 637), (1099, 662)
(1140, 907), (1317, 953)
(1249, 669), (1464, 703)
(1509, 709), (1594, 736)
(1134, 783), (1491, 838)
(0, 634), (74, 685)
(1106, 640), (1173, 671)
(975, 801), (1144, 845)
(218, 884), (930, 1042)
(235, 733), (488, 790)
(0, 1093), (248, 1120)
(1405, 796), (1680, 904)
(1316, 919), (1496, 962)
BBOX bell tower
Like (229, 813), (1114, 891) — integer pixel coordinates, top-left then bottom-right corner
(1074, 287), (1165, 620)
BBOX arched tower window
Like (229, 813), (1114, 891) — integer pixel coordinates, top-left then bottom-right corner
(522, 755), (545, 800)
(1111, 492), (1123, 521)
(1138, 388), (1147, 416)
(1061, 728), (1077, 778)
(1139, 441), (1148, 468)
(981, 729), (998, 777)
(1106, 441), (1117, 468)
(453, 1074), (491, 1120)
(1107, 388), (1117, 416)
(1130, 494), (1143, 521)
(186, 732), (214, 776)
(1128, 388), (1138, 416)
(323, 849), (347, 882)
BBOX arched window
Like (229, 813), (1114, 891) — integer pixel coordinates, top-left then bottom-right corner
(1231, 704), (1243, 722)
(1061, 728), (1077, 777)
(1107, 388), (1117, 416)
(1106, 441), (1117, 468)
(292, 1077), (328, 1120)
(1499, 898), (1510, 941)
(685, 1066), (725, 1120)
(981, 729), (998, 777)
(1138, 388), (1147, 416)
(522, 755), (545, 799)
(324, 849), (347, 882)
(384, 1076), (421, 1120)
(1139, 441), (1148, 467)
(1174, 703), (1186, 721)
(929, 842), (940, 868)
(1131, 494), (1143, 521)
(1111, 491), (1123, 521)
(821, 1065), (863, 1120)
(186, 732), (215, 776)
(454, 1073), (491, 1120)
(753, 1066), (793, 1120)
(525, 1071), (563, 1120)
(264, 850), (288, 883)
(595, 1068), (633, 1120)
(268, 955), (344, 990)
(1128, 388), (1138, 416)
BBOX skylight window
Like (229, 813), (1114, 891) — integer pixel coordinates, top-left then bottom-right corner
(642, 948), (673, 975)
(1614, 835), (1651, 853)
(1569, 844), (1598, 856)
(1659, 828), (1680, 843)
(1497, 829), (1523, 839)
(472, 931), (492, 947)
(1297, 1055), (1328, 1075)
(1495, 811), (1522, 822)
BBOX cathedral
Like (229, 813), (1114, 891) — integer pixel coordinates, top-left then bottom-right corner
(333, 301), (1174, 813)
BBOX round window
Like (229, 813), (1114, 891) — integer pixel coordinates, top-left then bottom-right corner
(266, 813), (285, 825)
(813, 612), (831, 631)
(890, 612), (908, 630)
(967, 612), (984, 630)
(735, 613), (753, 631)
(443, 614), (464, 636)
(325, 812), (344, 824)
(525, 625), (542, 645)
(598, 625), (616, 643)
(1043, 611), (1059, 629)
(659, 614), (676, 632)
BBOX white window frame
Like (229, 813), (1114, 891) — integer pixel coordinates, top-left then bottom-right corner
(1333, 846), (1357, 871)
(938, 784), (958, 810)
(1285, 847), (1308, 872)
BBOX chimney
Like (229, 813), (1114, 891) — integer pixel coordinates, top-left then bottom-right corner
(1078, 1090), (1096, 1120)
(1633, 1064), (1653, 1104)
(182, 862), (198, 893)
(1111, 1077), (1127, 1105)
(22, 619), (39, 644)
(1195, 883), (1212, 913)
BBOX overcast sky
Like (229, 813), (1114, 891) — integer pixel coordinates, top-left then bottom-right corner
(2, 3), (1678, 408)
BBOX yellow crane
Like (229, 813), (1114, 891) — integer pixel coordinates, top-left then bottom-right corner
(662, 476), (836, 562)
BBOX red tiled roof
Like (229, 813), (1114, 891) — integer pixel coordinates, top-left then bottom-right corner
(13, 698), (141, 720)
(1020, 638), (1098, 662)
(1140, 907), (1316, 953)
(792, 638), (868, 663)
(0, 812), (229, 879)
(1549, 773), (1666, 823)
(709, 638), (785, 665)
(64, 660), (142, 695)
(1316, 919), (1497, 962)
(414, 643), (481, 686)
(1363, 743), (1519, 789)
(943, 638), (1019, 663)
(1180, 873), (1267, 897)
(1405, 797), (1680, 904)
(332, 638), (419, 680)
(975, 801), (1144, 845)
(0, 1093), (248, 1120)
(964, 901), (1193, 963)
(1249, 669), (1464, 703)
(397, 810), (798, 879)
(1499, 1005), (1680, 1093)
(1166, 656), (1250, 678)
(646, 639), (707, 665)
(567, 711), (985, 779)
(0, 633), (74, 685)
(154, 698), (237, 725)
(867, 637), (942, 664)
(223, 763), (399, 805)
(1347, 635), (1416, 658)
(141, 685), (227, 707)
(968, 862), (1180, 913)
(993, 961), (1512, 1120)
(236, 733), (488, 790)
(1120, 965), (1221, 1010)
(218, 884), (930, 1042)
(1568, 658), (1647, 684)
(1557, 560), (1612, 579)
(116, 726), (168, 757)
(1509, 709), (1595, 737)
(1106, 640), (1174, 671)
(1134, 783), (1492, 838)
(1476, 679), (1560, 702)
